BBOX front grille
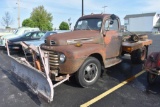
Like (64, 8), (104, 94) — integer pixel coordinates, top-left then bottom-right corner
(49, 51), (59, 70)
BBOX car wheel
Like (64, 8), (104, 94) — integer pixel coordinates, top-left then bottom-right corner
(76, 57), (101, 87)
(147, 72), (158, 85)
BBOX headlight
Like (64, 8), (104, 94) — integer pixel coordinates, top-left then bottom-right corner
(59, 54), (66, 63)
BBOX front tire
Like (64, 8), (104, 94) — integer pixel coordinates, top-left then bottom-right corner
(76, 57), (101, 87)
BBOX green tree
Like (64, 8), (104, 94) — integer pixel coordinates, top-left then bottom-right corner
(30, 5), (53, 31)
(59, 21), (69, 30)
(22, 18), (35, 27)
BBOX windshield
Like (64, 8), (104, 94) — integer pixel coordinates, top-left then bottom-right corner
(75, 18), (102, 30)
(14, 29), (23, 35)
(40, 32), (56, 40)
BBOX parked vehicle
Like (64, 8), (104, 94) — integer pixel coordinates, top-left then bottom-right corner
(6, 14), (152, 102)
(8, 31), (46, 50)
(145, 52), (160, 84)
(0, 27), (40, 46)
(24, 31), (57, 47)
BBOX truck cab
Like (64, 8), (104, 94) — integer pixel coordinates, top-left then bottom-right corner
(74, 14), (122, 59)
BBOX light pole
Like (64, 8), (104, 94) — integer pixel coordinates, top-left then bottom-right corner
(82, 0), (84, 16)
(102, 6), (107, 13)
(16, 0), (20, 28)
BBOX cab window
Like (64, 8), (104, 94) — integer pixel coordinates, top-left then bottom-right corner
(105, 19), (119, 31)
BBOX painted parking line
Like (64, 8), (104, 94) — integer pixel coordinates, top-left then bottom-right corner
(80, 70), (146, 107)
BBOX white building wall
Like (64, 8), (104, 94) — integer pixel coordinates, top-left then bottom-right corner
(128, 16), (153, 32)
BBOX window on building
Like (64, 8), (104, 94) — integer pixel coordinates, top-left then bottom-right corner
(124, 19), (129, 25)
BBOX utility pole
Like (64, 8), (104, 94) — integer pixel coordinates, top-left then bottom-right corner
(16, 0), (20, 28)
(102, 6), (107, 13)
(82, 0), (84, 16)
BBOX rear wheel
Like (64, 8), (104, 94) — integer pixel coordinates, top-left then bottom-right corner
(76, 57), (101, 87)
(147, 72), (158, 84)
(131, 46), (147, 64)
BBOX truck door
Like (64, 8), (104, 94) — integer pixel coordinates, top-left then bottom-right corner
(103, 19), (122, 58)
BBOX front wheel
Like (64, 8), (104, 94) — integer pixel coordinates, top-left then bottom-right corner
(76, 57), (101, 87)
(147, 72), (158, 85)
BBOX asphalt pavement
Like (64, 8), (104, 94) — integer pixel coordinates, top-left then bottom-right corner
(0, 33), (160, 107)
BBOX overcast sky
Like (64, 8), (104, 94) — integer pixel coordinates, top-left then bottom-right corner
(0, 0), (160, 29)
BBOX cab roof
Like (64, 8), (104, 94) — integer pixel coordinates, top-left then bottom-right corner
(78, 14), (112, 20)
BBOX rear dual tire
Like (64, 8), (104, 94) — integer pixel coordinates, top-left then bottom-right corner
(131, 46), (147, 64)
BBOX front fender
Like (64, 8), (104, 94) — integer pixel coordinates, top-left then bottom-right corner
(59, 44), (106, 74)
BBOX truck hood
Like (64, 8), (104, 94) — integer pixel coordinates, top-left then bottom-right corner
(46, 30), (101, 46)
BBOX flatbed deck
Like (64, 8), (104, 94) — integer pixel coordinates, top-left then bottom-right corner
(122, 39), (152, 53)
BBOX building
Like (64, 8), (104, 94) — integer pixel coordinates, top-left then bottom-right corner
(124, 12), (160, 33)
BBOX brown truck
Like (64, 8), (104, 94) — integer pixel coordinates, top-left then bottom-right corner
(40, 14), (152, 87)
(6, 13), (152, 102)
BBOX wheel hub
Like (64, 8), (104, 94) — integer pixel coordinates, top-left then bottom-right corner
(84, 63), (98, 83)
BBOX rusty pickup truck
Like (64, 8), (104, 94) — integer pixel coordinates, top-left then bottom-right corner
(41, 14), (152, 87)
(6, 13), (152, 102)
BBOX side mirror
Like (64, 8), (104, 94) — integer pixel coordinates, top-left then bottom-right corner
(110, 14), (117, 20)
(110, 20), (114, 25)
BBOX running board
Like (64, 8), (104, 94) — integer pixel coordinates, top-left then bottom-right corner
(104, 57), (122, 68)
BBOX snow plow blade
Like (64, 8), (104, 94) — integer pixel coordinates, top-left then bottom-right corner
(9, 55), (54, 102)
(5, 41), (70, 102)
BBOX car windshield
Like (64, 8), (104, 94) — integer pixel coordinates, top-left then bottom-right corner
(20, 31), (45, 38)
(75, 18), (102, 30)
(14, 29), (23, 35)
(40, 32), (56, 40)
